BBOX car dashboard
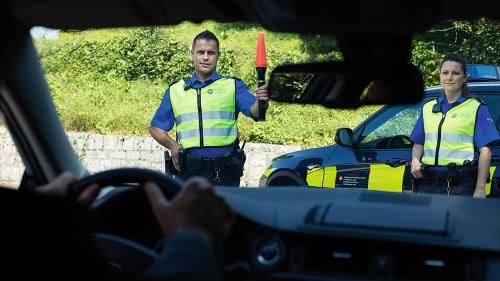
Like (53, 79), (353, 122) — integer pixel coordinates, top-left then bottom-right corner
(218, 187), (500, 281)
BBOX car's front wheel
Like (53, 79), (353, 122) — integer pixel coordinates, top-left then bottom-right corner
(266, 171), (306, 187)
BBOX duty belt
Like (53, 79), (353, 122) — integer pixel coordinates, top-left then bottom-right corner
(185, 152), (245, 183)
(185, 155), (225, 170)
(424, 169), (476, 180)
(421, 163), (478, 187)
(419, 164), (478, 196)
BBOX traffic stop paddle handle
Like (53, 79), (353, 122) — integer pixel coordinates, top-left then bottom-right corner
(256, 32), (267, 121)
(256, 68), (266, 121)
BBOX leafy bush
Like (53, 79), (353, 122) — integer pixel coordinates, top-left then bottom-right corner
(411, 18), (500, 86)
(238, 102), (379, 147)
(38, 23), (351, 147)
(40, 28), (192, 82)
(36, 19), (499, 148)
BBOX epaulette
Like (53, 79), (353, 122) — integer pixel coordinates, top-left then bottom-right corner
(167, 79), (180, 88)
(424, 97), (439, 106)
(475, 98), (487, 106)
(221, 75), (242, 81)
(182, 77), (195, 90)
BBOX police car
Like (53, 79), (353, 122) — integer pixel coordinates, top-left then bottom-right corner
(260, 64), (500, 197)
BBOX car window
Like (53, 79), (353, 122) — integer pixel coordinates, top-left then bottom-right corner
(358, 102), (422, 149)
(358, 92), (500, 150)
(0, 119), (23, 189)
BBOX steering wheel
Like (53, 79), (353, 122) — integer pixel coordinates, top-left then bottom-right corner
(69, 168), (183, 275)
(70, 167), (182, 200)
(387, 135), (412, 149)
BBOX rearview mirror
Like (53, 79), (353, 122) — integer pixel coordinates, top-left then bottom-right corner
(268, 62), (424, 108)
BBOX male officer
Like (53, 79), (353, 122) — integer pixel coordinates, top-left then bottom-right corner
(149, 30), (269, 186)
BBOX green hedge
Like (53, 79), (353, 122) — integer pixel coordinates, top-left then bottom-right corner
(38, 24), (357, 147)
(36, 19), (499, 147)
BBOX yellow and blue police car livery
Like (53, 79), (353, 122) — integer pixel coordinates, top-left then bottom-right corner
(304, 162), (496, 195)
(306, 163), (410, 192)
(261, 80), (500, 197)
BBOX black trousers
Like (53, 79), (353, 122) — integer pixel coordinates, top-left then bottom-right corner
(174, 165), (241, 187)
(415, 176), (476, 196)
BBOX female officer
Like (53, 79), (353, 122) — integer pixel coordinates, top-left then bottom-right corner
(410, 53), (499, 198)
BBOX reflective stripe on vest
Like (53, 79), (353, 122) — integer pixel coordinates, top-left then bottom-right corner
(169, 78), (237, 149)
(421, 98), (480, 166)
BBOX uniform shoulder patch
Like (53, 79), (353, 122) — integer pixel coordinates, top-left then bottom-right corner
(179, 78), (194, 90)
(167, 79), (182, 88)
(474, 98), (487, 106)
(424, 97), (439, 106)
(223, 76), (241, 81)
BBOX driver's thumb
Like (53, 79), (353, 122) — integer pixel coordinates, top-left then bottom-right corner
(77, 184), (100, 206)
(144, 181), (171, 212)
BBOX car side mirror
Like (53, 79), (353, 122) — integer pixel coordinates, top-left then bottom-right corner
(335, 128), (353, 147)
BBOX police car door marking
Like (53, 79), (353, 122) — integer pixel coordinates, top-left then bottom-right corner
(323, 166), (337, 188)
(317, 164), (405, 191)
(306, 167), (324, 187)
(368, 164), (405, 192)
(335, 165), (369, 188)
(486, 166), (496, 196)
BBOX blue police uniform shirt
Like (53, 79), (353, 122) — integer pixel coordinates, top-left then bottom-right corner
(410, 95), (500, 165)
(151, 72), (257, 158)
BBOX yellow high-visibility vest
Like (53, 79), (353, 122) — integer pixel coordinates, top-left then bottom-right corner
(169, 78), (238, 149)
(421, 98), (481, 165)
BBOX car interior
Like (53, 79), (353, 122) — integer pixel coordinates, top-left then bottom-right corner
(1, 0), (500, 280)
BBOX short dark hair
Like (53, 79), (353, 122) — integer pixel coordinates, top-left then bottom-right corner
(191, 30), (220, 53)
(440, 52), (469, 97)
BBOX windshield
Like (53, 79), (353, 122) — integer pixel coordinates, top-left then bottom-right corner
(3, 3), (500, 280)
(23, 19), (500, 194)
(32, 23), (344, 186)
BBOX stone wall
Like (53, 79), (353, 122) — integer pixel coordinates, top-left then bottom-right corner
(0, 127), (302, 187)
(0, 128), (24, 188)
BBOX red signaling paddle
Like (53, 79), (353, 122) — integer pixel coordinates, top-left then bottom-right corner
(256, 32), (267, 121)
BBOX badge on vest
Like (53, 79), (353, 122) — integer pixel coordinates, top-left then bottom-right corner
(450, 113), (471, 119)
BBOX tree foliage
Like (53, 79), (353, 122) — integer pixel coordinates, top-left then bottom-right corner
(411, 18), (500, 86)
(36, 19), (499, 147)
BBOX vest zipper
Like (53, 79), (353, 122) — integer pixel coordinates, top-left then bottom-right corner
(434, 112), (446, 165)
(197, 88), (204, 147)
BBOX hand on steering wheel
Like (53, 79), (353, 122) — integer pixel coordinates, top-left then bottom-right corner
(144, 177), (235, 246)
(36, 171), (100, 205)
(35, 168), (235, 276)
(69, 168), (234, 246)
(68, 168), (183, 202)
